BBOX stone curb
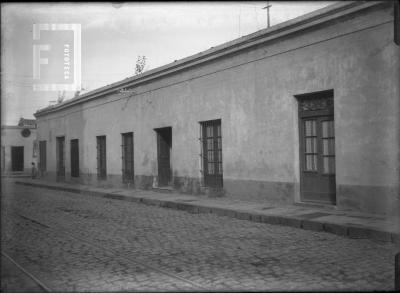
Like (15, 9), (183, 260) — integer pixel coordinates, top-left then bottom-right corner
(15, 181), (399, 244)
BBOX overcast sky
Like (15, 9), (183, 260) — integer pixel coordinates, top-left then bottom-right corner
(1, 1), (334, 125)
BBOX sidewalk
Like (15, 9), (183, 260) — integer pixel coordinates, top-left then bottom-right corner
(14, 178), (400, 244)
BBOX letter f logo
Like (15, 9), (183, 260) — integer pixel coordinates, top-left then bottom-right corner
(33, 24), (51, 80)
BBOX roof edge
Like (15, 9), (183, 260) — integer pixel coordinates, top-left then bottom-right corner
(35, 1), (386, 118)
(1, 125), (37, 129)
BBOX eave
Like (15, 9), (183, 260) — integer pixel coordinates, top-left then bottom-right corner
(34, 1), (385, 118)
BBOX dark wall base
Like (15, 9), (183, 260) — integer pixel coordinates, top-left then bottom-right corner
(337, 184), (399, 217)
(38, 172), (294, 203)
(36, 171), (399, 217)
(172, 176), (203, 195)
(38, 171), (153, 190)
(224, 178), (295, 205)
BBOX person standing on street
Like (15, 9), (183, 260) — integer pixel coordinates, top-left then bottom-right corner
(31, 162), (37, 179)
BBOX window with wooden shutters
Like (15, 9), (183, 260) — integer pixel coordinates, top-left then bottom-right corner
(200, 119), (223, 188)
(96, 136), (107, 179)
(70, 139), (79, 177)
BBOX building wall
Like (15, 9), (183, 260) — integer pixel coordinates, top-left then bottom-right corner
(36, 3), (399, 217)
(1, 126), (37, 174)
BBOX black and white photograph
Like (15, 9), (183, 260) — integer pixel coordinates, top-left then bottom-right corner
(1, 1), (400, 291)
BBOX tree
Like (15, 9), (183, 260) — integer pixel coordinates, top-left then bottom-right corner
(73, 86), (86, 98)
(135, 55), (147, 75)
(57, 90), (66, 103)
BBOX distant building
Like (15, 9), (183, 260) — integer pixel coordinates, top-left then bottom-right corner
(18, 118), (37, 128)
(34, 2), (399, 219)
(1, 119), (37, 175)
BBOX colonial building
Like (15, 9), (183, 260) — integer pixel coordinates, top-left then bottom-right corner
(1, 118), (37, 175)
(34, 1), (399, 219)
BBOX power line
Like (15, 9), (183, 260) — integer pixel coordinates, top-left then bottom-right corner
(37, 20), (390, 121)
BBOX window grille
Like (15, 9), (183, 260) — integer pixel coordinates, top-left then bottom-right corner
(199, 119), (223, 188)
(121, 132), (134, 183)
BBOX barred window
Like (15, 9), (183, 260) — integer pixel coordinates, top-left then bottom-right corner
(200, 119), (223, 188)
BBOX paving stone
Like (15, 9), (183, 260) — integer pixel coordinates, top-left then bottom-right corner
(1, 181), (397, 291)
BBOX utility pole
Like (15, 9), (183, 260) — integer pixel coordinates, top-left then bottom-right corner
(262, 1), (272, 28)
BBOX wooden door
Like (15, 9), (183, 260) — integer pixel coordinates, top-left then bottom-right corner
(298, 92), (336, 204)
(122, 132), (134, 183)
(70, 139), (79, 177)
(96, 136), (107, 179)
(56, 137), (65, 179)
(156, 127), (171, 186)
(39, 141), (46, 173)
(11, 146), (24, 171)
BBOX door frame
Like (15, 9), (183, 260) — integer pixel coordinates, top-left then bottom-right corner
(200, 119), (223, 189)
(39, 140), (47, 175)
(96, 135), (107, 180)
(70, 139), (79, 178)
(11, 146), (24, 172)
(155, 127), (172, 187)
(121, 132), (134, 183)
(56, 136), (65, 180)
(295, 90), (336, 205)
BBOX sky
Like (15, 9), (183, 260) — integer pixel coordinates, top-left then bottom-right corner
(1, 1), (334, 125)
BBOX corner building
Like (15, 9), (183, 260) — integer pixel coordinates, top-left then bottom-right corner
(35, 2), (400, 219)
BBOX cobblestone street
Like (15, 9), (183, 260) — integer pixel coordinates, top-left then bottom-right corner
(1, 180), (397, 291)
